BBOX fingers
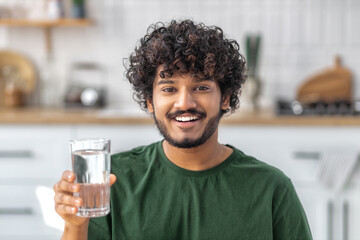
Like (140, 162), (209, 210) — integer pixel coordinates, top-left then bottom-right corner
(53, 180), (80, 194)
(54, 192), (82, 207)
(110, 174), (117, 186)
(54, 194), (82, 215)
(53, 171), (79, 194)
(62, 170), (76, 182)
(55, 202), (78, 215)
(54, 171), (83, 216)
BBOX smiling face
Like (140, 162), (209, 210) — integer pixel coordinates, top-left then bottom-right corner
(147, 68), (230, 148)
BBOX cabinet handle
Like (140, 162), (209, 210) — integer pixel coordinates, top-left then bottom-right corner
(292, 151), (320, 160)
(0, 207), (33, 215)
(327, 200), (333, 240)
(343, 200), (349, 240)
(0, 150), (34, 159)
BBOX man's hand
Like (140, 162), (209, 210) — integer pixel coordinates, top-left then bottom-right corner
(53, 170), (117, 239)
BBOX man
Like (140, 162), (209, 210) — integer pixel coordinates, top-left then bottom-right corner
(54, 19), (312, 239)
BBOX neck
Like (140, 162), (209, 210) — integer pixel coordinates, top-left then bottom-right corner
(162, 130), (233, 171)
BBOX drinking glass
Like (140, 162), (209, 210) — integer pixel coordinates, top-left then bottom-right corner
(69, 138), (111, 217)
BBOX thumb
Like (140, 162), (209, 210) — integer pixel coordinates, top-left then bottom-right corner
(110, 174), (117, 186)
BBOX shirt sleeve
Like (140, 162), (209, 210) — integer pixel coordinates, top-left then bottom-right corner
(87, 214), (112, 240)
(272, 180), (313, 240)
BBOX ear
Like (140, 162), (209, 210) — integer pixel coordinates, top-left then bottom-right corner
(221, 94), (230, 111)
(146, 98), (154, 114)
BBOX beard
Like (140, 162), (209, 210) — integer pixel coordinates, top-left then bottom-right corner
(153, 108), (222, 149)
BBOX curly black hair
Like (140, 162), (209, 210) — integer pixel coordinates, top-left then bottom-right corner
(125, 19), (247, 115)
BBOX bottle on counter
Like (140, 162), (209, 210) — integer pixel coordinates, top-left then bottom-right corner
(4, 82), (23, 107)
(39, 57), (61, 108)
(2, 65), (24, 108)
(72, 0), (85, 18)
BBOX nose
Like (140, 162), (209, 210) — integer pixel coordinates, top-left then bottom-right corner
(174, 88), (197, 110)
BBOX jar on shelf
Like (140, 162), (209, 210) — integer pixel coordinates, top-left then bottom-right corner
(2, 65), (24, 108)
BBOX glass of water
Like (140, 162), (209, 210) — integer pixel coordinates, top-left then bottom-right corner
(69, 138), (111, 218)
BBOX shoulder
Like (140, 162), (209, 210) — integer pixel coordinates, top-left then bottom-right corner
(230, 147), (299, 209)
(110, 141), (160, 173)
(229, 145), (292, 189)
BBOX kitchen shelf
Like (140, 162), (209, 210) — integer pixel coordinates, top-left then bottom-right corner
(0, 18), (91, 27)
(0, 18), (92, 56)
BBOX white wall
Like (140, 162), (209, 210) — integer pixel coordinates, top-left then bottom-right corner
(1, 0), (359, 111)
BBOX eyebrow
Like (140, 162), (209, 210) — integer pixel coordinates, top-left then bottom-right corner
(157, 79), (175, 85)
(156, 78), (214, 85)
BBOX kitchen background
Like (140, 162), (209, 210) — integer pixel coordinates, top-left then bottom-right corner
(1, 0), (360, 240)
(0, 0), (359, 110)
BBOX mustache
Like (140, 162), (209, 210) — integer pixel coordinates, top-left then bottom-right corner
(166, 109), (206, 119)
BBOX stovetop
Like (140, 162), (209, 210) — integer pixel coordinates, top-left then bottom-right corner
(276, 99), (360, 116)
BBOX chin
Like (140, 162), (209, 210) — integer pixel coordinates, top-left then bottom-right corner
(166, 136), (207, 149)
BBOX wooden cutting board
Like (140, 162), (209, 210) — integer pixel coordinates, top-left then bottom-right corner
(296, 56), (352, 104)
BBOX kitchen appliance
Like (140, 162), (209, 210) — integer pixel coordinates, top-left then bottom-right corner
(64, 62), (106, 108)
(276, 99), (360, 116)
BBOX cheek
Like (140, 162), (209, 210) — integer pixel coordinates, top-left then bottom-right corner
(208, 92), (223, 109)
(153, 96), (172, 114)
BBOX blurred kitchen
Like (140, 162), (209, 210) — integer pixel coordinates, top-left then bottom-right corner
(0, 0), (359, 239)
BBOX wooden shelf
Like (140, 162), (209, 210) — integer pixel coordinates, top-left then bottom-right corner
(0, 108), (154, 125)
(0, 18), (92, 27)
(0, 18), (92, 57)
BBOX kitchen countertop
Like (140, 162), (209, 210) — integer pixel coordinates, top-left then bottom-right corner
(1, 107), (360, 126)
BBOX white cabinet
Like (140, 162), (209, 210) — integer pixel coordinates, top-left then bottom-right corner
(337, 185), (360, 240)
(0, 126), (73, 240)
(0, 126), (72, 180)
(0, 184), (63, 240)
(0, 124), (161, 239)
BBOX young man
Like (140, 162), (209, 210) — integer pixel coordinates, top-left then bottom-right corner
(54, 20), (312, 239)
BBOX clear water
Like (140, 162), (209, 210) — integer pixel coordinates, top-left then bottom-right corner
(72, 150), (110, 217)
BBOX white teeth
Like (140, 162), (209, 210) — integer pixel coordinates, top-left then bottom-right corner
(175, 116), (199, 122)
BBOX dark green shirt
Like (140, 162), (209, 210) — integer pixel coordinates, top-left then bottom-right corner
(88, 141), (312, 240)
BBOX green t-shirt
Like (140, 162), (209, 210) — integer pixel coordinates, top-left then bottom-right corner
(88, 141), (312, 240)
